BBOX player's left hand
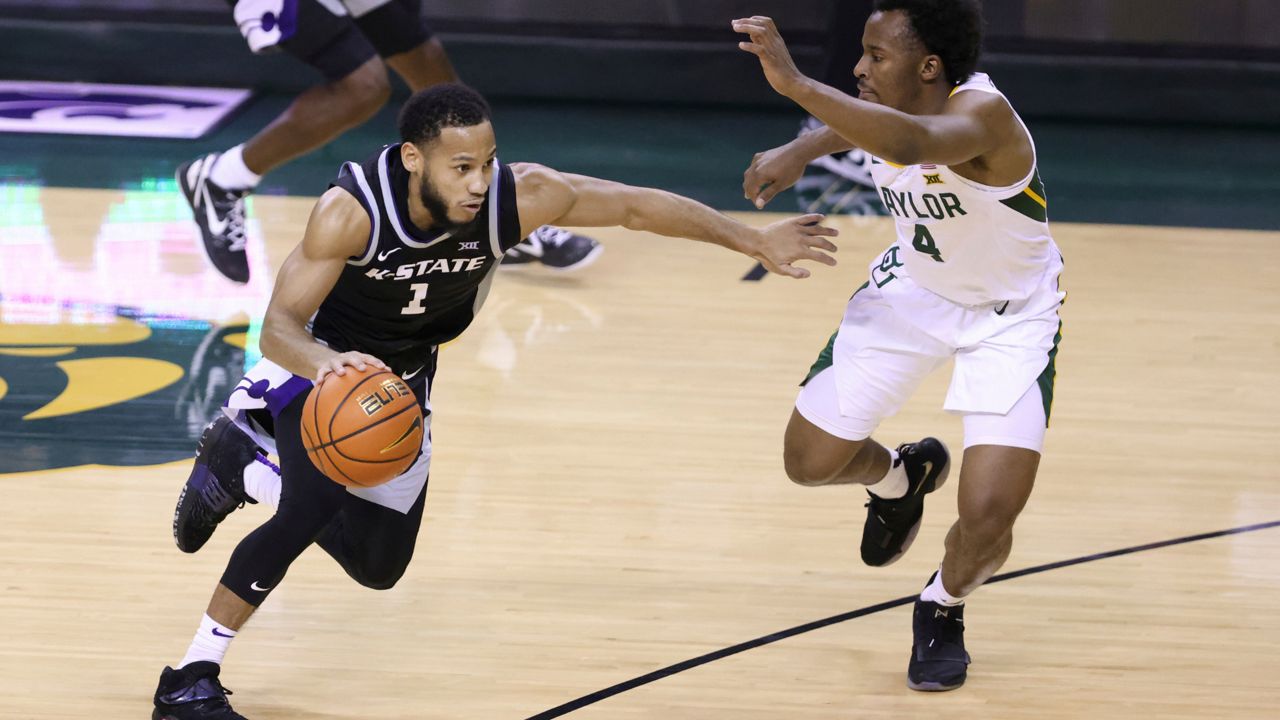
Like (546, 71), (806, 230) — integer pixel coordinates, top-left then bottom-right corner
(749, 213), (839, 279)
(732, 16), (807, 98)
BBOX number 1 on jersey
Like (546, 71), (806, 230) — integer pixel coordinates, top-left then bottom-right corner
(402, 283), (429, 315)
(911, 224), (945, 262)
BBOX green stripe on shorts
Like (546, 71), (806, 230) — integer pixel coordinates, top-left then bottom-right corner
(1035, 321), (1063, 426)
(801, 282), (869, 386)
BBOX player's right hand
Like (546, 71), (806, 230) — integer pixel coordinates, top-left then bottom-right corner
(744, 142), (806, 209)
(750, 213), (839, 279)
(315, 352), (389, 385)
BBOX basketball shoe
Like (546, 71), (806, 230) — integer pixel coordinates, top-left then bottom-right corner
(860, 438), (950, 567)
(177, 154), (251, 283)
(173, 416), (261, 554)
(793, 115), (886, 217)
(502, 225), (603, 271)
(907, 578), (971, 691)
(153, 662), (247, 719)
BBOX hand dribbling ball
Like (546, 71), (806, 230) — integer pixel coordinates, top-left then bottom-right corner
(300, 367), (423, 487)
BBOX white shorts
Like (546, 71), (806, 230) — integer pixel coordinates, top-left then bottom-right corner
(795, 250), (1063, 452)
(797, 366), (1050, 451)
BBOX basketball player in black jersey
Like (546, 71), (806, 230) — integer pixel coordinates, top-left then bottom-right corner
(153, 84), (838, 720)
(178, 0), (600, 284)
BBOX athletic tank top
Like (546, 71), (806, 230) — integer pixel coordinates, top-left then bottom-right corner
(867, 73), (1054, 306)
(310, 144), (523, 374)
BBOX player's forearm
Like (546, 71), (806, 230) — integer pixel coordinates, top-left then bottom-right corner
(623, 188), (762, 256)
(788, 78), (929, 165)
(790, 124), (856, 162)
(260, 313), (339, 379)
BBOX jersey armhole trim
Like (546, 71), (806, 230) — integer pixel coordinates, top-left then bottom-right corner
(487, 158), (503, 259)
(344, 161), (380, 266)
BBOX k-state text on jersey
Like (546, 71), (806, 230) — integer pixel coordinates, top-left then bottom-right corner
(364, 256), (488, 280)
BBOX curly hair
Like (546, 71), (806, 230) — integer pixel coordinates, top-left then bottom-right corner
(873, 0), (983, 85)
(398, 83), (492, 146)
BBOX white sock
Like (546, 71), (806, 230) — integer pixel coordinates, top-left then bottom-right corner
(209, 144), (262, 191)
(242, 455), (281, 512)
(919, 568), (965, 607)
(865, 448), (908, 499)
(179, 614), (238, 668)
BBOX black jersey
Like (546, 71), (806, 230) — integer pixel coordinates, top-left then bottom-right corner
(310, 144), (523, 374)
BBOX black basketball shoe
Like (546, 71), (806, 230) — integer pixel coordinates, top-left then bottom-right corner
(907, 588), (971, 691)
(860, 438), (950, 567)
(173, 416), (260, 553)
(177, 154), (251, 283)
(153, 662), (247, 720)
(793, 115), (886, 217)
(502, 225), (603, 271)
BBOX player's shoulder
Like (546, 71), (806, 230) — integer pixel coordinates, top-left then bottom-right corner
(509, 161), (562, 188)
(509, 162), (574, 203)
(945, 74), (1015, 118)
(304, 187), (372, 259)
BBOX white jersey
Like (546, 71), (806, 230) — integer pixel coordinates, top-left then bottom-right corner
(867, 72), (1054, 307)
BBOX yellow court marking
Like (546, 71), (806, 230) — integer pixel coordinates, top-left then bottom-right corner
(0, 346), (77, 357)
(0, 316), (150, 346)
(223, 332), (248, 349)
(23, 357), (185, 420)
(0, 375), (7, 402)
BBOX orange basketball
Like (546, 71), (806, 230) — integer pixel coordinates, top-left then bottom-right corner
(300, 366), (424, 488)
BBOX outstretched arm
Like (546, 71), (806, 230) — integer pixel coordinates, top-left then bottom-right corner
(732, 16), (1008, 167)
(259, 187), (389, 383)
(743, 124), (855, 209)
(513, 163), (838, 279)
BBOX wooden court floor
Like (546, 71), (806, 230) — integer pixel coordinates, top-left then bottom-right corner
(1, 187), (1278, 718)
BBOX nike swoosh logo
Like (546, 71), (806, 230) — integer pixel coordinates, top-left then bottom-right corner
(915, 460), (933, 494)
(201, 183), (229, 237)
(994, 301), (1010, 316)
(377, 247), (401, 261)
(401, 365), (423, 381)
(250, 581), (272, 592)
(381, 415), (423, 454)
(211, 627), (236, 638)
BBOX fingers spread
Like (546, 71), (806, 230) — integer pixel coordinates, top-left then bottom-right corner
(808, 236), (839, 252)
(804, 249), (838, 267)
(805, 225), (840, 238)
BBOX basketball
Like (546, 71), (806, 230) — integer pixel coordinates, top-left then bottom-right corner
(300, 366), (424, 488)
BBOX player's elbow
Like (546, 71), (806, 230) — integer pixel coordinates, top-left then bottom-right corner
(616, 187), (663, 232)
(878, 135), (929, 167)
(258, 313), (297, 361)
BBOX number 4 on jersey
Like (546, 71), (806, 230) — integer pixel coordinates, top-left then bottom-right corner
(912, 224), (944, 262)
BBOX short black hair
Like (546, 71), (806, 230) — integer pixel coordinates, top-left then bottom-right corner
(397, 83), (492, 146)
(873, 0), (983, 85)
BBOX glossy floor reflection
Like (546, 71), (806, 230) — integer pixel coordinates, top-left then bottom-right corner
(0, 187), (1278, 719)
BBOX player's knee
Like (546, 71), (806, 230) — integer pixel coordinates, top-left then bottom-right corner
(958, 493), (1023, 537)
(335, 60), (392, 120)
(353, 554), (412, 590)
(783, 448), (836, 487)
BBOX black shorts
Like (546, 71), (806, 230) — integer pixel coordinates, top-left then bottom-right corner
(241, 0), (433, 81)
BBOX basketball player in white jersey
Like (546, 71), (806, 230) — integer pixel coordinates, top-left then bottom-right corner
(735, 0), (1063, 691)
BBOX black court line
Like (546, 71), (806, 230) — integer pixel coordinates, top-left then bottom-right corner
(742, 262), (768, 281)
(527, 519), (1280, 719)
